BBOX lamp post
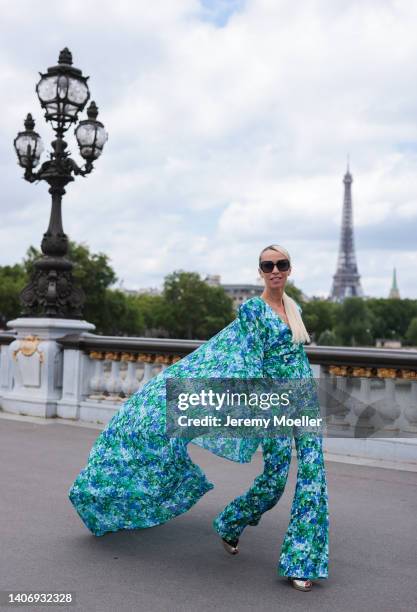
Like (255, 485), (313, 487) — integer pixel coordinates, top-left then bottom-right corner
(3, 48), (107, 419)
(13, 47), (108, 319)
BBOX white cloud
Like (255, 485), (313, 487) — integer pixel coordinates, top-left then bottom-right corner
(0, 0), (416, 299)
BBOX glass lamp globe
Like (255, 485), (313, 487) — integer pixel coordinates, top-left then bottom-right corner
(14, 114), (44, 168)
(36, 47), (90, 133)
(75, 101), (108, 160)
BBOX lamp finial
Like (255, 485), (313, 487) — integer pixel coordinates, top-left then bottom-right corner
(58, 48), (73, 65)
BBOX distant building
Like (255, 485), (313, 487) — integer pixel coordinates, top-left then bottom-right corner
(375, 339), (402, 349)
(222, 284), (264, 309)
(388, 267), (400, 299)
(205, 274), (221, 287)
(204, 275), (263, 309)
(121, 287), (162, 296)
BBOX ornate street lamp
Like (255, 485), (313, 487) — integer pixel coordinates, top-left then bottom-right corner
(13, 48), (108, 318)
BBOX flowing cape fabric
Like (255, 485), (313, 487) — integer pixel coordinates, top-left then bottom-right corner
(69, 300), (273, 536)
(187, 300), (266, 462)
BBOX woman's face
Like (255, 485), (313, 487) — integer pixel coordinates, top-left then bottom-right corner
(259, 249), (291, 291)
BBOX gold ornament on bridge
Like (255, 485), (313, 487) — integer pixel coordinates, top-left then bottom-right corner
(12, 335), (44, 363)
(154, 354), (171, 365)
(137, 353), (154, 363)
(401, 369), (417, 379)
(104, 351), (121, 361)
(327, 364), (416, 379)
(352, 367), (373, 378)
(121, 352), (136, 362)
(328, 365), (349, 377)
(376, 368), (398, 379)
(89, 350), (105, 360)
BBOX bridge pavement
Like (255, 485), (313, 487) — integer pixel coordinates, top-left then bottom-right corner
(0, 414), (416, 612)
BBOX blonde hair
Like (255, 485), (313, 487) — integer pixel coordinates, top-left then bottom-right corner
(258, 244), (311, 344)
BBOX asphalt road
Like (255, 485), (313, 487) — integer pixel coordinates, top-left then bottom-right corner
(1, 416), (416, 612)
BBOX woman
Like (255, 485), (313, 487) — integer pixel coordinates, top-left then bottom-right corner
(68, 244), (329, 592)
(212, 245), (329, 592)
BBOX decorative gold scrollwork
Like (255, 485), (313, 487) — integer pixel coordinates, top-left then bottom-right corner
(401, 370), (417, 379)
(376, 368), (398, 379)
(104, 351), (121, 361)
(328, 365), (349, 377)
(352, 367), (373, 377)
(137, 353), (154, 363)
(154, 354), (171, 364)
(12, 335), (44, 363)
(89, 350), (104, 360)
(328, 364), (417, 379)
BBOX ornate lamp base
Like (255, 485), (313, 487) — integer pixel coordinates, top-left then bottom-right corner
(1, 317), (95, 418)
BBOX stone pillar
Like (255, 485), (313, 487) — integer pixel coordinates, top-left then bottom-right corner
(0, 335), (14, 396)
(1, 317), (95, 418)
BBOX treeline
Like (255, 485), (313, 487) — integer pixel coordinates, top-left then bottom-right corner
(0, 241), (235, 340)
(302, 296), (417, 346)
(1, 241), (416, 346)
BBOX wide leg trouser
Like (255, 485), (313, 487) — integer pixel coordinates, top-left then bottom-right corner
(213, 433), (329, 580)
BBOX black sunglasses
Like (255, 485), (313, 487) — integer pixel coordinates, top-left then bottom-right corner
(259, 259), (290, 273)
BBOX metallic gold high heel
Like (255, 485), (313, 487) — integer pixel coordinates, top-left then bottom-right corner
(221, 537), (239, 555)
(288, 577), (313, 591)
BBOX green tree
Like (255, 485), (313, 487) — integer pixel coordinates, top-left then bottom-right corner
(405, 317), (417, 346)
(128, 293), (171, 337)
(0, 264), (27, 326)
(197, 285), (236, 339)
(284, 280), (305, 305)
(302, 298), (340, 343)
(162, 270), (235, 339)
(335, 297), (375, 346)
(317, 329), (340, 346)
(96, 290), (144, 336)
(366, 298), (417, 340)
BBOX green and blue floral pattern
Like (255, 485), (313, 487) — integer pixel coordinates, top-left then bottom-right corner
(68, 296), (329, 579)
(213, 432), (329, 579)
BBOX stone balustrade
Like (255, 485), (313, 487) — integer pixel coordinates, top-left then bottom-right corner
(1, 328), (416, 465)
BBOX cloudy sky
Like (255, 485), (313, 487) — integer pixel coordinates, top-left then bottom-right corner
(1, 0), (417, 298)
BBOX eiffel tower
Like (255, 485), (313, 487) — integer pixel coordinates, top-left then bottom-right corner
(330, 164), (363, 301)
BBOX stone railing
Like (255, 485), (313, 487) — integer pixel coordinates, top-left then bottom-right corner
(307, 345), (417, 436)
(1, 329), (416, 465)
(55, 333), (201, 424)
